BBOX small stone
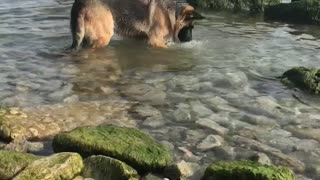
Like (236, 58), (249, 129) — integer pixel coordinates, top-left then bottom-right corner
(121, 84), (166, 105)
(196, 118), (229, 135)
(26, 141), (44, 153)
(164, 160), (200, 180)
(72, 176), (84, 180)
(100, 86), (114, 94)
(4, 138), (28, 153)
(133, 105), (162, 118)
(249, 153), (272, 165)
(197, 135), (223, 151)
(185, 130), (206, 145)
(178, 147), (201, 162)
(63, 95), (79, 103)
(142, 115), (166, 128)
(285, 126), (320, 142)
(212, 146), (236, 160)
(9, 108), (19, 115)
(142, 174), (163, 180)
(190, 101), (213, 118)
(173, 104), (192, 122)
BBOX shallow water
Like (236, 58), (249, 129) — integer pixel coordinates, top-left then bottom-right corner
(1, 0), (320, 179)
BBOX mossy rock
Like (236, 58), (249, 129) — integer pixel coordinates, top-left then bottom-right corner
(52, 125), (172, 173)
(83, 155), (139, 180)
(13, 152), (84, 180)
(201, 160), (294, 180)
(281, 67), (320, 94)
(265, 0), (320, 24)
(0, 150), (40, 180)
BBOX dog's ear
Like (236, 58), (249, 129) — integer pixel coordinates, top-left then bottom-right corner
(180, 5), (205, 20)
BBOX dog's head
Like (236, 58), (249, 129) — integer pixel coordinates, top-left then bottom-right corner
(174, 4), (205, 43)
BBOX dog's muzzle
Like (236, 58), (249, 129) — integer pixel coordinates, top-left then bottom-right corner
(178, 24), (194, 42)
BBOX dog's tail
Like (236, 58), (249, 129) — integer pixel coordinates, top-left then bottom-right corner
(70, 1), (85, 50)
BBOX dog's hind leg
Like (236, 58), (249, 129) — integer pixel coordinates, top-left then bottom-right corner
(70, 4), (85, 50)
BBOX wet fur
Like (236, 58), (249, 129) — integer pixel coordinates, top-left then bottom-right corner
(70, 0), (195, 49)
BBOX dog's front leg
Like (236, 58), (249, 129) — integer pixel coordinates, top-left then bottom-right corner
(148, 36), (168, 48)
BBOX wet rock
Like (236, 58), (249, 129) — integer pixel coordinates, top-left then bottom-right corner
(197, 135), (224, 151)
(26, 141), (44, 153)
(167, 92), (195, 102)
(294, 139), (320, 152)
(233, 135), (305, 172)
(250, 153), (272, 165)
(52, 125), (172, 173)
(185, 129), (206, 145)
(190, 101), (213, 118)
(4, 138), (28, 153)
(285, 126), (320, 141)
(14, 152), (83, 180)
(178, 147), (201, 162)
(196, 118), (229, 135)
(164, 160), (200, 180)
(83, 155), (139, 180)
(202, 160), (294, 180)
(255, 96), (282, 114)
(168, 75), (200, 91)
(212, 71), (248, 90)
(0, 101), (134, 141)
(63, 95), (79, 103)
(265, 0), (320, 25)
(257, 136), (297, 153)
(0, 150), (40, 180)
(202, 96), (238, 112)
(141, 174), (163, 180)
(133, 105), (162, 118)
(48, 83), (73, 101)
(281, 67), (320, 94)
(173, 104), (192, 122)
(240, 114), (279, 127)
(121, 84), (167, 105)
(142, 115), (166, 128)
(212, 146), (236, 160)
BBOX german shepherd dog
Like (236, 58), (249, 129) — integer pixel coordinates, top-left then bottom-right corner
(70, 0), (204, 50)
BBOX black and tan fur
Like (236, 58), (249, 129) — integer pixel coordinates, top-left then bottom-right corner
(70, 0), (204, 50)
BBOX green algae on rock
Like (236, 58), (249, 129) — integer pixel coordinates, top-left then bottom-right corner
(52, 125), (172, 173)
(13, 152), (83, 180)
(0, 150), (40, 180)
(265, 0), (320, 24)
(281, 67), (320, 94)
(201, 160), (294, 180)
(83, 155), (139, 180)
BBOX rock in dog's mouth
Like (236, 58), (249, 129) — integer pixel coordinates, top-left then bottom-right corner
(178, 24), (194, 43)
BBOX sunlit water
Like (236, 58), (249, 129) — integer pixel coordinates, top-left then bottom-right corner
(1, 0), (320, 179)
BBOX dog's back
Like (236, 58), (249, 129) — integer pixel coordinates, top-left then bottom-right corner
(70, 0), (177, 49)
(104, 0), (175, 39)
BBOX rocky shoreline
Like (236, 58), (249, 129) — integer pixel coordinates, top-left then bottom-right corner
(1, 66), (320, 179)
(0, 124), (295, 180)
